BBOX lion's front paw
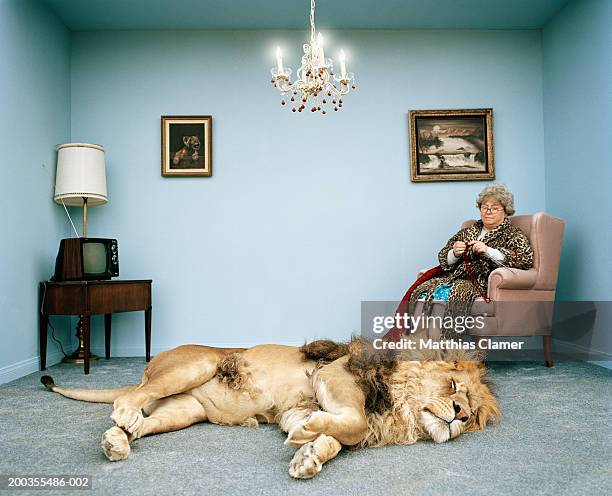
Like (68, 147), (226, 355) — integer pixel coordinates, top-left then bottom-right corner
(289, 442), (322, 479)
(111, 406), (144, 437)
(101, 427), (130, 461)
(420, 411), (451, 444)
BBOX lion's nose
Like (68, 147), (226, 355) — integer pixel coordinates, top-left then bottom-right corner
(453, 402), (469, 422)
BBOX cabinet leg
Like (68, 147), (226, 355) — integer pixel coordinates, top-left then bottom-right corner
(39, 313), (48, 371)
(543, 335), (553, 368)
(83, 315), (91, 374)
(145, 308), (151, 362)
(104, 314), (112, 360)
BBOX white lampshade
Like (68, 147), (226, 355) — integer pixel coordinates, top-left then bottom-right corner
(54, 143), (107, 206)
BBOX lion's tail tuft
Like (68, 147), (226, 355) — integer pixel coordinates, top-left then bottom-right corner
(40, 375), (55, 391)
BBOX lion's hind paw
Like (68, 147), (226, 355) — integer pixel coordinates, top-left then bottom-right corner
(289, 442), (322, 479)
(101, 427), (130, 461)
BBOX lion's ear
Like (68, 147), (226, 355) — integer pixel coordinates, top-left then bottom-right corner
(451, 360), (484, 371)
(468, 389), (501, 432)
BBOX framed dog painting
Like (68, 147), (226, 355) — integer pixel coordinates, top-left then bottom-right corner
(409, 109), (494, 182)
(161, 116), (212, 177)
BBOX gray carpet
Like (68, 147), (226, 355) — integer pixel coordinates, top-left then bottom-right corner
(1, 358), (611, 496)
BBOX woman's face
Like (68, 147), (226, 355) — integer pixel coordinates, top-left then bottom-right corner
(479, 196), (507, 229)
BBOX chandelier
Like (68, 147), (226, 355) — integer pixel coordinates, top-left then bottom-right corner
(270, 0), (356, 114)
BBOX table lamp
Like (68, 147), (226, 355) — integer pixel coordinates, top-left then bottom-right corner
(54, 143), (107, 364)
(54, 143), (107, 237)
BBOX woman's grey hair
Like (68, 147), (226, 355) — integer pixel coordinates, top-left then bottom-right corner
(476, 184), (516, 216)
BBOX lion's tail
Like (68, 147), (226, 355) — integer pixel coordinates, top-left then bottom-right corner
(40, 375), (139, 404)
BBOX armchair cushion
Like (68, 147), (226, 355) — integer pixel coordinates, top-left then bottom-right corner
(487, 267), (538, 300)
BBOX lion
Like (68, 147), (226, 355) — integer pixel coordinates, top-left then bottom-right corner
(172, 135), (200, 165)
(40, 338), (500, 479)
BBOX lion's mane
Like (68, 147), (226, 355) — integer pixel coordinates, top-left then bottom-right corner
(300, 337), (499, 448)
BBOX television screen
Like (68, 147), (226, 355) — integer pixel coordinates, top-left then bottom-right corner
(83, 242), (107, 274)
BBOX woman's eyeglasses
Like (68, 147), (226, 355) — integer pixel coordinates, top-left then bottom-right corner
(480, 205), (504, 213)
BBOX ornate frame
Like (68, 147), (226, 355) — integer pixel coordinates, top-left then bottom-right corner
(161, 115), (212, 177)
(409, 108), (494, 182)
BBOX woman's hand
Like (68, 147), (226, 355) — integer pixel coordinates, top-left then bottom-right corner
(452, 241), (467, 257)
(468, 240), (488, 254)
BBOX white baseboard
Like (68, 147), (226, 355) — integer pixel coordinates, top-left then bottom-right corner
(89, 344), (172, 357)
(0, 350), (65, 385)
(553, 338), (612, 360)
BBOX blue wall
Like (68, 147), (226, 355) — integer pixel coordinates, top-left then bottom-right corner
(543, 0), (612, 360)
(69, 29), (546, 354)
(543, 0), (612, 301)
(0, 0), (71, 381)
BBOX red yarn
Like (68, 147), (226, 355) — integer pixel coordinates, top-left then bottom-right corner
(462, 249), (491, 304)
(382, 266), (442, 342)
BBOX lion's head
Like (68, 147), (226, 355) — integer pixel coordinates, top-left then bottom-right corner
(417, 359), (500, 444)
(182, 135), (201, 151)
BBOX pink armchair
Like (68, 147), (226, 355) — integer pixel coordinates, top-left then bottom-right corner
(415, 212), (565, 367)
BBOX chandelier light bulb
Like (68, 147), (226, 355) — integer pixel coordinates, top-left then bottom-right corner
(269, 0), (356, 115)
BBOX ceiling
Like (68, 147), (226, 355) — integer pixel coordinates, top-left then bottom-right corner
(43, 0), (572, 31)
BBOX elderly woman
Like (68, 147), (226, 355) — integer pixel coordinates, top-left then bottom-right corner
(410, 184), (533, 325)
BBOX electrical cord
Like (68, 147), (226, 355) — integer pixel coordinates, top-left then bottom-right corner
(48, 319), (69, 358)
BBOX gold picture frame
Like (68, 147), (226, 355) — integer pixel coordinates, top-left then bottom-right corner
(409, 108), (494, 182)
(161, 115), (212, 177)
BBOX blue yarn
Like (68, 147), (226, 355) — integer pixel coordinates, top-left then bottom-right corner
(418, 283), (453, 301)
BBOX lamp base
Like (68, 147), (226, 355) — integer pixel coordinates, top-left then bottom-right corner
(62, 350), (99, 364)
(62, 316), (99, 364)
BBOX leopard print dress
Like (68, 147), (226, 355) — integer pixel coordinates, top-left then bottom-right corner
(410, 217), (533, 338)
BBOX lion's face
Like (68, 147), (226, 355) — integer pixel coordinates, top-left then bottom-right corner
(417, 360), (500, 444)
(182, 135), (200, 151)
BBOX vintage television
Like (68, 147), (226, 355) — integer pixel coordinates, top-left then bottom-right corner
(53, 238), (119, 281)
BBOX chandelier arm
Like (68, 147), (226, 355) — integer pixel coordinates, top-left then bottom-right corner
(277, 78), (292, 93)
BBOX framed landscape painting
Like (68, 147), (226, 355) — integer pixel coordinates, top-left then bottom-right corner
(161, 115), (212, 177)
(409, 109), (494, 182)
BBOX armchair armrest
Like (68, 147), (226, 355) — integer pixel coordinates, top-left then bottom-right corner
(417, 268), (428, 278)
(487, 268), (538, 299)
